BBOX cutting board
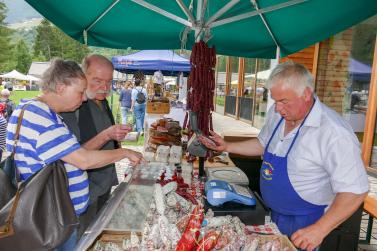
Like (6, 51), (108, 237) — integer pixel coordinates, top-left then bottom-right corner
(193, 155), (236, 169)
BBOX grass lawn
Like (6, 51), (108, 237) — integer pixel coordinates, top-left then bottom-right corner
(11, 90), (40, 105)
(216, 96), (225, 106)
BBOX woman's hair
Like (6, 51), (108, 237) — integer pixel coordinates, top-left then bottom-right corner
(266, 61), (314, 96)
(134, 79), (141, 86)
(40, 59), (86, 92)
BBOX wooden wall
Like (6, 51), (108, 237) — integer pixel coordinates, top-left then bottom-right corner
(280, 45), (318, 73)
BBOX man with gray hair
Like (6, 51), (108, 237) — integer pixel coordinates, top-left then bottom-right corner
(200, 61), (369, 251)
(61, 54), (134, 237)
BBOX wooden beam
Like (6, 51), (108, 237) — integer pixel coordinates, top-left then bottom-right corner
(252, 59), (259, 126)
(312, 43), (320, 85)
(362, 35), (377, 167)
(214, 56), (219, 112)
(235, 58), (245, 119)
(224, 56), (232, 115)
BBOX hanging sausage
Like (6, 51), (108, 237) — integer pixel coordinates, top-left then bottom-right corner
(184, 40), (216, 137)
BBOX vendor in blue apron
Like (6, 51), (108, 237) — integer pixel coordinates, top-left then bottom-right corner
(199, 61), (369, 251)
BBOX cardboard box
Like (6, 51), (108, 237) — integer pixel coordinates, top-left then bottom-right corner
(258, 235), (297, 251)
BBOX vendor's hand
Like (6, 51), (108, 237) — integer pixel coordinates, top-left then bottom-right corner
(125, 149), (144, 166)
(291, 224), (325, 251)
(198, 131), (227, 152)
(105, 124), (132, 141)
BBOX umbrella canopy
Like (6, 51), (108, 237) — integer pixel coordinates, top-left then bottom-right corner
(25, 0), (377, 58)
(0, 70), (28, 80)
(112, 50), (191, 76)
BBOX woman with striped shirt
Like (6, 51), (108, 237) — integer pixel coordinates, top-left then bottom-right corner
(6, 59), (143, 251)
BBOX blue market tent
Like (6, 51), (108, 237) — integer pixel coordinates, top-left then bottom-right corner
(349, 58), (372, 82)
(112, 50), (191, 76)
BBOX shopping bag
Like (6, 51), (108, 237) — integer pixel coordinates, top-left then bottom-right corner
(0, 161), (78, 250)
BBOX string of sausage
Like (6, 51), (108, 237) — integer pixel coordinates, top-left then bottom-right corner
(184, 40), (216, 137)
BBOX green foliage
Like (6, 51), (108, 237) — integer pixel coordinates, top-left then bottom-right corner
(14, 39), (32, 73)
(90, 46), (135, 59)
(216, 55), (226, 72)
(0, 2), (14, 73)
(11, 26), (37, 51)
(33, 19), (89, 63)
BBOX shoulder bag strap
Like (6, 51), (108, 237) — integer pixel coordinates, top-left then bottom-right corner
(11, 103), (31, 157)
(0, 102), (32, 238)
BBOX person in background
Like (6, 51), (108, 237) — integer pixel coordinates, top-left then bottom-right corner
(119, 81), (133, 124)
(0, 103), (7, 161)
(131, 79), (147, 134)
(4, 80), (13, 91)
(1, 89), (15, 121)
(200, 61), (369, 251)
(6, 59), (143, 251)
(60, 54), (135, 238)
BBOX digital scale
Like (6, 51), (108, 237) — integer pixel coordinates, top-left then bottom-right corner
(205, 166), (249, 186)
(204, 179), (268, 225)
(205, 179), (256, 206)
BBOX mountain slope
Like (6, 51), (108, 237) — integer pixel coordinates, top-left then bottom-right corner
(3, 0), (41, 24)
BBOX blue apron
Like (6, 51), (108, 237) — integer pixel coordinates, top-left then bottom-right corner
(260, 102), (327, 237)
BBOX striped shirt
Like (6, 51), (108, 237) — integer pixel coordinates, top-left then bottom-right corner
(0, 115), (6, 151)
(6, 99), (89, 215)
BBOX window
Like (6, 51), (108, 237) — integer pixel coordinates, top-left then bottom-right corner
(253, 59), (270, 129)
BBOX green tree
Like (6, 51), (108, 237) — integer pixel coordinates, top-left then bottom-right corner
(14, 39), (32, 74)
(33, 19), (59, 61)
(33, 19), (89, 63)
(0, 2), (14, 72)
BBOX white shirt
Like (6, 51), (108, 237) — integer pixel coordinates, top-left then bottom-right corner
(258, 99), (369, 206)
(153, 70), (164, 85)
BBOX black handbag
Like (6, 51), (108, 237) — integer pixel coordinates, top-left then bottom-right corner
(0, 104), (79, 251)
(0, 156), (18, 209)
(0, 105), (25, 209)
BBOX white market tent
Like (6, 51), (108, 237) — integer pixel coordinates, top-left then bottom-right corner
(245, 69), (271, 80)
(0, 70), (29, 81)
(231, 69), (271, 85)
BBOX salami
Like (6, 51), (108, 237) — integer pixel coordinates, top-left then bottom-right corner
(186, 41), (216, 137)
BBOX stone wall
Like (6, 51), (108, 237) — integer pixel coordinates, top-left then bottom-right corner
(315, 29), (353, 113)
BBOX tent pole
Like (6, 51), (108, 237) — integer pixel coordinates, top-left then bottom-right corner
(86, 0), (120, 32)
(176, 0), (195, 23)
(210, 0), (307, 28)
(195, 0), (203, 42)
(266, 47), (280, 112)
(131, 0), (192, 27)
(250, 0), (280, 48)
(205, 0), (240, 27)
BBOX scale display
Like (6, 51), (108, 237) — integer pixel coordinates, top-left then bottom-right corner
(205, 179), (256, 206)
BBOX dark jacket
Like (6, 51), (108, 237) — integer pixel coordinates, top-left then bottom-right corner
(60, 99), (119, 202)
